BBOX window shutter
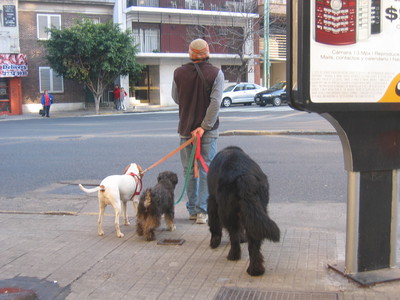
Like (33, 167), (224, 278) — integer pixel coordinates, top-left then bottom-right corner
(50, 15), (61, 30)
(52, 72), (63, 92)
(39, 67), (63, 93)
(39, 68), (51, 91)
(37, 15), (48, 39)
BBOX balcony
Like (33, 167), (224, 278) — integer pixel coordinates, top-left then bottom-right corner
(128, 0), (255, 13)
(257, 0), (286, 15)
(128, 0), (159, 7)
(126, 1), (259, 28)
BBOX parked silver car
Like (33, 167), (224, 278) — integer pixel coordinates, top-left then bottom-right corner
(221, 83), (264, 107)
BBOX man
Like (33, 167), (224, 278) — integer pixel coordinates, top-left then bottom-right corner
(113, 84), (121, 110)
(40, 89), (54, 118)
(172, 39), (224, 224)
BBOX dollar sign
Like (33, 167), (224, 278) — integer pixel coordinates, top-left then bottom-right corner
(385, 6), (398, 22)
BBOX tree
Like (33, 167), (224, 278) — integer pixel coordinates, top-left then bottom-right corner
(185, 2), (286, 85)
(42, 19), (142, 114)
(186, 1), (262, 83)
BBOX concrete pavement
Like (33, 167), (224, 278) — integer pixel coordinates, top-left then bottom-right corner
(1, 186), (399, 299)
(0, 106), (399, 299)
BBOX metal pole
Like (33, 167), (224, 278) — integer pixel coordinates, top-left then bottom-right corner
(345, 171), (359, 274)
(263, 0), (270, 88)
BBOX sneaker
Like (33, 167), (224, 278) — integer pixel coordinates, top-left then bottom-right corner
(196, 213), (208, 224)
(189, 214), (197, 220)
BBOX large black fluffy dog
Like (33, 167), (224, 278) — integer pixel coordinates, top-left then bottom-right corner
(207, 146), (280, 276)
(136, 171), (178, 241)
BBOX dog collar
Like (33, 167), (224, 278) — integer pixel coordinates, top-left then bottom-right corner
(128, 172), (142, 196)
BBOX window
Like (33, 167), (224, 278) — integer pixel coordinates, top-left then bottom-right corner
(39, 67), (63, 93)
(133, 28), (160, 53)
(245, 84), (256, 90)
(82, 17), (100, 24)
(37, 14), (61, 40)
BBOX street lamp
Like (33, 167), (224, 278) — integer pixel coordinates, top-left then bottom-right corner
(263, 0), (270, 88)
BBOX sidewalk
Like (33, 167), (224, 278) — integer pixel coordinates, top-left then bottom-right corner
(0, 104), (179, 120)
(0, 186), (399, 299)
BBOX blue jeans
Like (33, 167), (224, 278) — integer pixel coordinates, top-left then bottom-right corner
(180, 133), (217, 215)
(114, 99), (121, 110)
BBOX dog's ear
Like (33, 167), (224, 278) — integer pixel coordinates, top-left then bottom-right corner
(137, 164), (144, 177)
(122, 164), (131, 175)
(172, 173), (178, 185)
(157, 172), (163, 182)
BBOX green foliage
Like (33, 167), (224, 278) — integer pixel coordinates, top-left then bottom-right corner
(41, 19), (142, 97)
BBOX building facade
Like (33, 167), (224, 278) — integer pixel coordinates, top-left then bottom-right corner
(122, 0), (261, 106)
(0, 0), (25, 115)
(1, 0), (285, 115)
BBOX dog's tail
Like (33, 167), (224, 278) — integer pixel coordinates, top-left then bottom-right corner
(237, 176), (280, 243)
(78, 184), (104, 194)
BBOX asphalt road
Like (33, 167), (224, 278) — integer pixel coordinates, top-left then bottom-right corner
(0, 106), (347, 204)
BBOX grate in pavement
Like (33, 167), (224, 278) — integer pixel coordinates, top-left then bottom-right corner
(213, 287), (340, 300)
(157, 239), (185, 245)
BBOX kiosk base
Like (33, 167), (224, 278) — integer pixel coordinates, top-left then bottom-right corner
(328, 262), (400, 286)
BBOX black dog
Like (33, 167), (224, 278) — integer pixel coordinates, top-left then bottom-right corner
(207, 146), (280, 276)
(136, 171), (178, 241)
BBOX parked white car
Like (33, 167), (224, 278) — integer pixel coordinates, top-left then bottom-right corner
(221, 83), (264, 107)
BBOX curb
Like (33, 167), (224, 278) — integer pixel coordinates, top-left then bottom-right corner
(220, 130), (337, 136)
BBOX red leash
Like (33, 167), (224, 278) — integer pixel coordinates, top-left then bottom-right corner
(193, 133), (209, 178)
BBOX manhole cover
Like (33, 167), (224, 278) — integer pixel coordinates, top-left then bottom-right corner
(213, 287), (339, 300)
(0, 287), (37, 300)
(157, 239), (185, 245)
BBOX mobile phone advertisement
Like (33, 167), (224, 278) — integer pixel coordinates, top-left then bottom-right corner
(311, 0), (400, 103)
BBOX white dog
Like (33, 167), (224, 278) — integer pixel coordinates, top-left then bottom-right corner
(79, 163), (143, 238)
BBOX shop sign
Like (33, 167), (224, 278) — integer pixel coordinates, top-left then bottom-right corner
(3, 5), (17, 27)
(0, 54), (28, 78)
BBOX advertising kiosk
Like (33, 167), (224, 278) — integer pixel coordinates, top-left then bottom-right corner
(287, 1), (400, 285)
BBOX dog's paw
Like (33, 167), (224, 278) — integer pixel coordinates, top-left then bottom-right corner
(98, 231), (104, 236)
(145, 234), (155, 241)
(227, 248), (241, 261)
(124, 220), (130, 226)
(247, 265), (265, 276)
(117, 232), (124, 238)
(210, 236), (221, 249)
(168, 224), (176, 231)
(136, 225), (143, 236)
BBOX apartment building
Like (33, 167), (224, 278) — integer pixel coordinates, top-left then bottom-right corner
(122, 0), (261, 106)
(1, 0), (285, 115)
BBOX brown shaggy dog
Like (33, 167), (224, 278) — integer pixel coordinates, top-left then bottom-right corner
(136, 171), (178, 241)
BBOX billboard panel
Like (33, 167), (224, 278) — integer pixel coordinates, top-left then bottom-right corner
(311, 0), (400, 103)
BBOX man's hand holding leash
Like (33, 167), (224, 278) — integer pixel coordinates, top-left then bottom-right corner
(191, 127), (205, 138)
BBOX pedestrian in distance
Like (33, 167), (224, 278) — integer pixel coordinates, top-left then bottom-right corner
(40, 89), (54, 118)
(171, 38), (224, 224)
(113, 84), (121, 110)
(120, 87), (128, 111)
